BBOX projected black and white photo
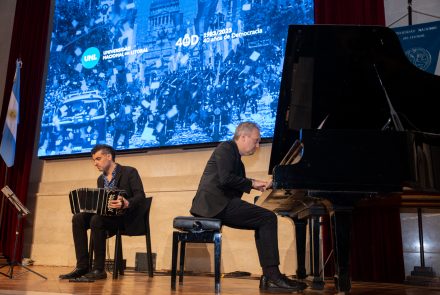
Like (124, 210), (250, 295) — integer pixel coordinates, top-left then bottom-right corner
(38, 0), (314, 157)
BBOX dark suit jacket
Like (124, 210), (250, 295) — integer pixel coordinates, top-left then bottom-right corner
(97, 164), (147, 235)
(190, 141), (253, 217)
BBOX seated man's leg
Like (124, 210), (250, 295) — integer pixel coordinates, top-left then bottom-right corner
(86, 215), (123, 279)
(215, 198), (279, 268)
(216, 198), (307, 291)
(59, 213), (92, 279)
(72, 213), (93, 269)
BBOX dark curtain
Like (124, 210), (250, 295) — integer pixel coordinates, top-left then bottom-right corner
(350, 205), (405, 282)
(314, 0), (385, 25)
(322, 205), (405, 283)
(0, 0), (51, 261)
(314, 0), (405, 283)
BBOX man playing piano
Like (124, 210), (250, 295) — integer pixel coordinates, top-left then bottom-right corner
(59, 144), (147, 280)
(190, 122), (307, 292)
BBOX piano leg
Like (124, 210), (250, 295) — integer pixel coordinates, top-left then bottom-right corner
(329, 209), (353, 293)
(309, 215), (325, 290)
(292, 217), (307, 280)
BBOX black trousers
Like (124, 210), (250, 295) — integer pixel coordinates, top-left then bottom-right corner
(72, 213), (124, 270)
(214, 198), (280, 267)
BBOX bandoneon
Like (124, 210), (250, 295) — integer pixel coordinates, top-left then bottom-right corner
(69, 188), (126, 216)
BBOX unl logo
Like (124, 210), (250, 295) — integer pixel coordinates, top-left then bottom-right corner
(81, 47), (101, 69)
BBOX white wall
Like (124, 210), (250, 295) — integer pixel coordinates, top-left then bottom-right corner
(385, 0), (440, 27)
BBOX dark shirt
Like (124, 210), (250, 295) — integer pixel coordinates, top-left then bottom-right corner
(103, 164), (119, 189)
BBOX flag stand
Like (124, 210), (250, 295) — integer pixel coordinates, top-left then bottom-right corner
(0, 59), (22, 268)
(0, 186), (46, 279)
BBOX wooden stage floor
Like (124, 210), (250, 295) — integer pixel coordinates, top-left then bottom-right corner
(0, 266), (439, 294)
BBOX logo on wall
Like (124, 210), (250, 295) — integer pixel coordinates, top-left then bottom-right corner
(81, 47), (100, 69)
(405, 47), (431, 71)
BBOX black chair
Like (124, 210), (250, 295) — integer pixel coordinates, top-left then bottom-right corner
(171, 216), (222, 293)
(89, 196), (154, 279)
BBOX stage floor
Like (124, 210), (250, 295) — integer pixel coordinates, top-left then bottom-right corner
(0, 266), (439, 294)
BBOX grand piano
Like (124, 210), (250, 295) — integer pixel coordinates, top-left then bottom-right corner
(256, 25), (440, 293)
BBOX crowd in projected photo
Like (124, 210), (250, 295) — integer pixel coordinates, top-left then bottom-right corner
(38, 0), (314, 157)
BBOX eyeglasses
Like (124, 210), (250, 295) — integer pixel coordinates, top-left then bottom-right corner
(247, 136), (261, 144)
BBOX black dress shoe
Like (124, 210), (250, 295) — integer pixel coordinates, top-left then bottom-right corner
(281, 275), (308, 290)
(84, 269), (107, 280)
(59, 267), (88, 279)
(260, 275), (308, 292)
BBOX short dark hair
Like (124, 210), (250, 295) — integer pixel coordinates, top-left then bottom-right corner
(233, 122), (260, 140)
(91, 144), (116, 161)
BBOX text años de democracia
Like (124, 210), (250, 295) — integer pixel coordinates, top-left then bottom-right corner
(203, 28), (263, 43)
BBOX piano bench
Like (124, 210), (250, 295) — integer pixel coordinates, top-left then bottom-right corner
(171, 216), (222, 293)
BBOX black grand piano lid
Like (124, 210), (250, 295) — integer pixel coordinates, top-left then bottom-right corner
(269, 24), (440, 173)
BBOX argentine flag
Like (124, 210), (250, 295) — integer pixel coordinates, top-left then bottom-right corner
(0, 60), (21, 167)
